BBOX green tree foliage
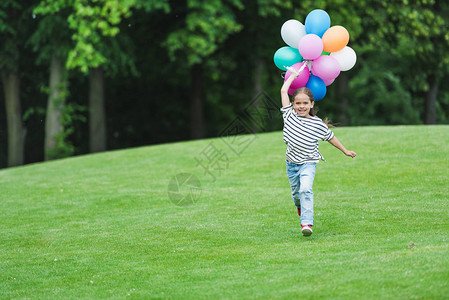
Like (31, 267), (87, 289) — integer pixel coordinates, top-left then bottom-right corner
(35, 0), (169, 72)
(165, 0), (243, 65)
(353, 0), (449, 124)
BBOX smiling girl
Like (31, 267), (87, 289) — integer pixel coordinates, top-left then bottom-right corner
(280, 67), (356, 237)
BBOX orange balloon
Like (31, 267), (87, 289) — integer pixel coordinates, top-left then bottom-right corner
(322, 26), (349, 53)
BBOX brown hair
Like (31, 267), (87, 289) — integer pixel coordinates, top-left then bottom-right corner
(291, 87), (333, 128)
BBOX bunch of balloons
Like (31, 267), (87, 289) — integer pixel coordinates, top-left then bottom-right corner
(273, 9), (357, 101)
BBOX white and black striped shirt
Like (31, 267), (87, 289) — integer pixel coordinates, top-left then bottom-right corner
(281, 104), (334, 164)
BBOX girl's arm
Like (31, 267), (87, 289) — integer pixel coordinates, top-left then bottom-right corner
(328, 136), (357, 158)
(280, 68), (300, 108)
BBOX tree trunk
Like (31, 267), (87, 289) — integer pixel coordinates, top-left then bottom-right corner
(2, 71), (26, 167)
(251, 17), (264, 101)
(44, 56), (66, 160)
(251, 56), (265, 133)
(337, 73), (349, 126)
(89, 66), (107, 152)
(424, 74), (438, 124)
(189, 63), (205, 139)
(252, 57), (264, 99)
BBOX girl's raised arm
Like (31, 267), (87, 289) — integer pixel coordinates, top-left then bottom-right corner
(281, 76), (296, 108)
(280, 66), (302, 108)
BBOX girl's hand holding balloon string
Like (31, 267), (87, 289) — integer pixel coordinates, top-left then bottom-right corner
(285, 63), (307, 78)
(285, 66), (299, 77)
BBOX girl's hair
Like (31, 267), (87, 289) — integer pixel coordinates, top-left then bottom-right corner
(291, 87), (333, 128)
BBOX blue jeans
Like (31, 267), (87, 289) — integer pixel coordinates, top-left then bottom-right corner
(286, 161), (316, 226)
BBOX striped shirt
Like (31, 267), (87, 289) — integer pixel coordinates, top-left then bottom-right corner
(280, 104), (334, 164)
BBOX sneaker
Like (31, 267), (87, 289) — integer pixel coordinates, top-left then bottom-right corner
(301, 225), (313, 236)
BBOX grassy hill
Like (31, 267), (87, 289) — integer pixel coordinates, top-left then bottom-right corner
(1, 125), (448, 299)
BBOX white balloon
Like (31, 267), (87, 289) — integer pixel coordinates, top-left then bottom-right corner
(281, 19), (307, 49)
(330, 46), (357, 71)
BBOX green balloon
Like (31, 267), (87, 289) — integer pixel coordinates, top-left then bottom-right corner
(273, 47), (303, 71)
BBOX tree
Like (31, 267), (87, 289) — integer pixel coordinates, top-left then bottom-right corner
(393, 1), (449, 124)
(352, 0), (449, 124)
(165, 0), (243, 139)
(88, 66), (106, 152)
(35, 0), (169, 153)
(246, 1), (292, 123)
(0, 1), (35, 167)
(87, 34), (139, 153)
(29, 9), (73, 160)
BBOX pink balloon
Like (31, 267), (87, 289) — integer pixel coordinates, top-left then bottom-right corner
(311, 55), (340, 80)
(284, 62), (310, 90)
(298, 34), (323, 60)
(288, 87), (296, 95)
(322, 77), (335, 86)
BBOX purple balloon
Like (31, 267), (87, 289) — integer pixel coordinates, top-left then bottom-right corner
(311, 55), (340, 80)
(298, 34), (323, 60)
(284, 62), (310, 90)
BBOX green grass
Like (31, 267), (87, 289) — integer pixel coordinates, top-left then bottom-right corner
(1, 125), (448, 299)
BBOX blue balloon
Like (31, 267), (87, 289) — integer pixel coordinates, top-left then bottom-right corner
(305, 9), (331, 38)
(273, 47), (303, 71)
(306, 75), (326, 101)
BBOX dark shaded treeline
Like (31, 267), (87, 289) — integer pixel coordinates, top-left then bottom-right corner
(1, 0), (448, 169)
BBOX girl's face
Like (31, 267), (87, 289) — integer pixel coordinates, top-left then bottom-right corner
(292, 93), (314, 118)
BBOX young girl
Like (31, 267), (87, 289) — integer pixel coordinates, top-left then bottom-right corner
(281, 67), (356, 237)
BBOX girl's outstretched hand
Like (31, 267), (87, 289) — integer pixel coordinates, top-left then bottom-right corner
(328, 137), (356, 158)
(344, 150), (357, 158)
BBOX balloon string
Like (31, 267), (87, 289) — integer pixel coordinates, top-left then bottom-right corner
(282, 60), (312, 78)
(284, 62), (307, 75)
